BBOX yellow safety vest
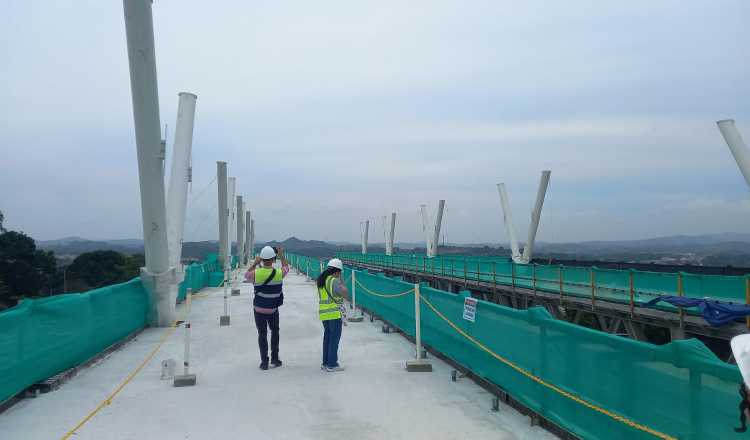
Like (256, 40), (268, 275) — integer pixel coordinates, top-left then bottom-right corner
(318, 275), (342, 321)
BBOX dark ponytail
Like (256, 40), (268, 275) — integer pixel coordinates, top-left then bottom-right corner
(317, 266), (341, 288)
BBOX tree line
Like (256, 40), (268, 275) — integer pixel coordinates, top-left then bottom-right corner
(0, 210), (144, 310)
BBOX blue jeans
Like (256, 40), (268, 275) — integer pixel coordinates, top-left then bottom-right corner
(322, 318), (342, 367)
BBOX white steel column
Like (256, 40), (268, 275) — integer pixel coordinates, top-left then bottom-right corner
(361, 220), (369, 254)
(717, 120), (750, 189)
(166, 92), (197, 284)
(419, 204), (432, 257)
(123, 0), (173, 326)
(430, 200), (445, 258)
(236, 196), (245, 267)
(217, 162), (229, 270)
(387, 212), (397, 256)
(497, 183), (522, 262)
(249, 218), (255, 260)
(521, 171), (551, 263)
(227, 177), (236, 263)
(244, 211), (252, 264)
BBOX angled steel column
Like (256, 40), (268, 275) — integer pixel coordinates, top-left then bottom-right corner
(521, 171), (551, 262)
(217, 162), (228, 269)
(419, 204), (432, 257)
(430, 200), (445, 257)
(497, 183), (522, 263)
(123, 0), (173, 326)
(236, 196), (244, 267)
(718, 120), (750, 189)
(361, 220), (370, 254)
(244, 210), (252, 264)
(166, 92), (197, 282)
(387, 212), (397, 256)
(227, 177), (236, 263)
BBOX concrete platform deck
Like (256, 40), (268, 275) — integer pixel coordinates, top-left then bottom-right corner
(0, 272), (557, 440)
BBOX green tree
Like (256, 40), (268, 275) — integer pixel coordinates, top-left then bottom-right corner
(124, 254), (145, 279)
(67, 250), (128, 290)
(0, 231), (52, 307)
(0, 210), (5, 233)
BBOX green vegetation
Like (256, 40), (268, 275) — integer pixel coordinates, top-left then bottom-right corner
(0, 230), (58, 308)
(65, 250), (143, 291)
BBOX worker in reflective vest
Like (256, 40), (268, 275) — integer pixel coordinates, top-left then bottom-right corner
(245, 246), (289, 370)
(317, 258), (349, 372)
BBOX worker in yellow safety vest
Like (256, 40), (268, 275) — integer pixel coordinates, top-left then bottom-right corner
(317, 258), (349, 372)
(245, 246), (290, 370)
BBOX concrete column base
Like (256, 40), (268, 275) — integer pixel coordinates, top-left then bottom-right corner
(231, 288), (240, 296)
(347, 316), (363, 322)
(219, 315), (231, 326)
(406, 359), (432, 372)
(173, 373), (197, 387)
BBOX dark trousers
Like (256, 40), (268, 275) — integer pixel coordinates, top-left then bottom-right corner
(322, 318), (343, 367)
(254, 310), (279, 362)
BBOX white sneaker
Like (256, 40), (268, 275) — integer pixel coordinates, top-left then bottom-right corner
(326, 365), (345, 372)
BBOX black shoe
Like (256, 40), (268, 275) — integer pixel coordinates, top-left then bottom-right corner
(271, 358), (283, 368)
(259, 361), (269, 370)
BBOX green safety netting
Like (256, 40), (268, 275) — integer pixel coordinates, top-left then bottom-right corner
(0, 255), (222, 405)
(336, 253), (750, 305)
(289, 253), (743, 440)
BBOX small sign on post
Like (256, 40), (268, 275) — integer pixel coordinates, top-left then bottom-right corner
(463, 297), (477, 323)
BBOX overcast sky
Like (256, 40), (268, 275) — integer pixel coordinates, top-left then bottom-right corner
(2, 1), (749, 244)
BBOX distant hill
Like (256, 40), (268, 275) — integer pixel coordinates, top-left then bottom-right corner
(37, 232), (750, 267)
(38, 237), (144, 256)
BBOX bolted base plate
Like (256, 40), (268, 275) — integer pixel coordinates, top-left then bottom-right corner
(347, 316), (363, 323)
(406, 360), (433, 372)
(231, 288), (241, 296)
(173, 374), (197, 387)
(219, 315), (231, 326)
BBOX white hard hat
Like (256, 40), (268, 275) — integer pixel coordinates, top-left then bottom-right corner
(327, 258), (343, 270)
(732, 334), (750, 387)
(260, 246), (276, 260)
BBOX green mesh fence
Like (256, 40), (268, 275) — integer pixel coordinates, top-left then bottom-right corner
(0, 255), (221, 405)
(289, 253), (742, 440)
(337, 253), (750, 306)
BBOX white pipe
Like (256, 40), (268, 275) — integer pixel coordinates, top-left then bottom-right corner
(419, 204), (431, 257)
(244, 210), (252, 264)
(431, 200), (445, 258)
(227, 177), (236, 262)
(387, 212), (396, 256)
(217, 162), (228, 269)
(166, 92), (197, 278)
(521, 171), (551, 263)
(223, 270), (229, 315)
(236, 196), (244, 267)
(123, 0), (173, 326)
(497, 183), (522, 262)
(414, 283), (422, 361)
(717, 120), (750, 189)
(183, 322), (191, 375)
(352, 271), (357, 310)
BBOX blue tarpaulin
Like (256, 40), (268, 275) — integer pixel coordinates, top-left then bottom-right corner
(645, 295), (750, 327)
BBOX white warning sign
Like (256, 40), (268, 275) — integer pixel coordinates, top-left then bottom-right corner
(463, 297), (477, 322)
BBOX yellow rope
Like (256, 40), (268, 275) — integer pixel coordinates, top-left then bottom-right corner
(61, 294), (197, 439)
(354, 278), (414, 298)
(418, 295), (677, 440)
